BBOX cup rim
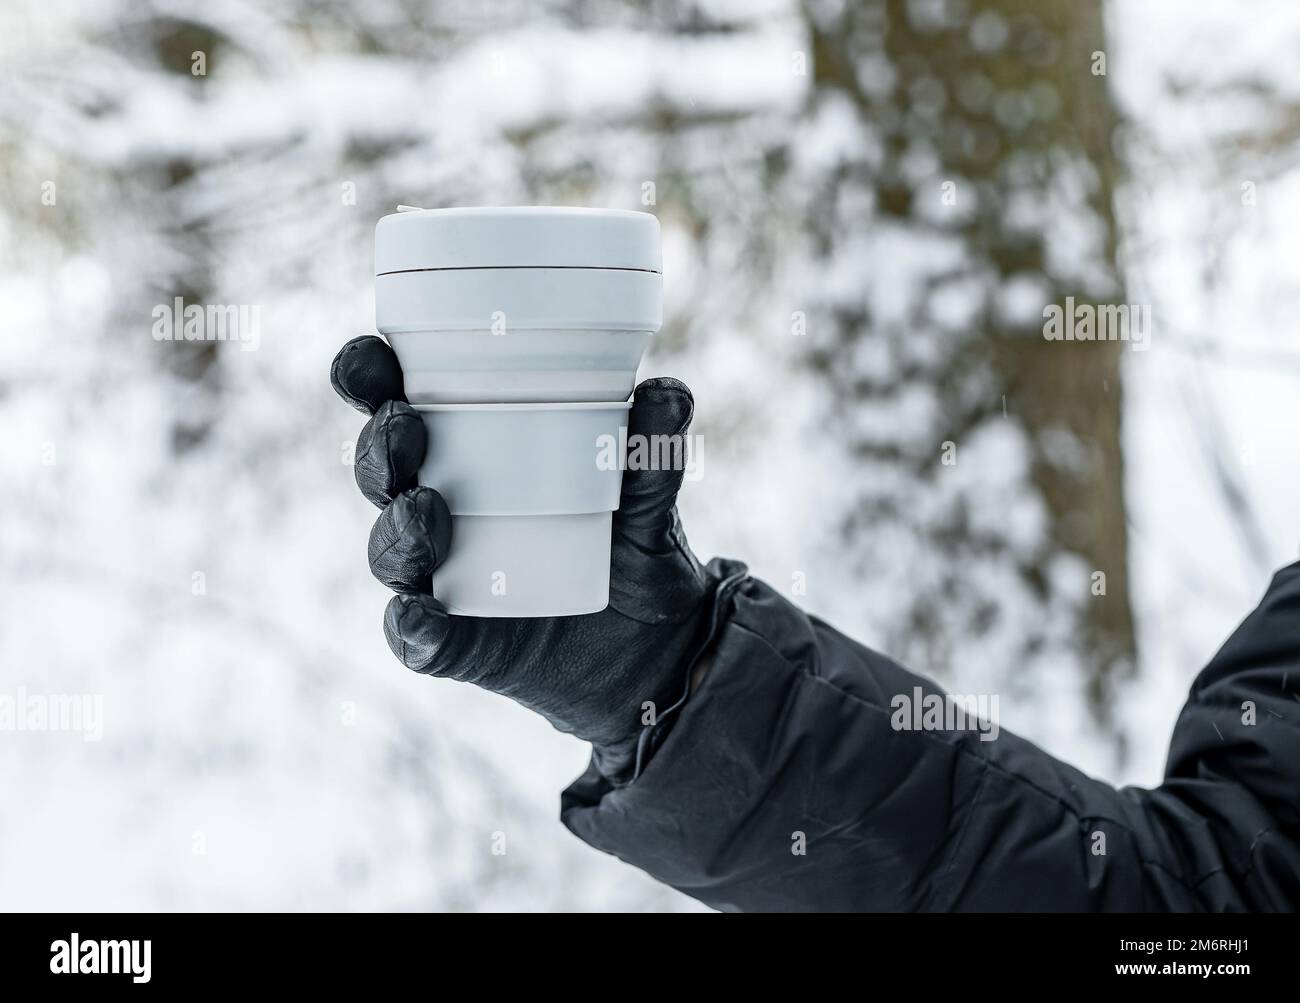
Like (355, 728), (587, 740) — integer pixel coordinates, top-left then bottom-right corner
(412, 401), (632, 412)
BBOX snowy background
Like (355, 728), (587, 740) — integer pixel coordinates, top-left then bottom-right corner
(1, 0), (1298, 910)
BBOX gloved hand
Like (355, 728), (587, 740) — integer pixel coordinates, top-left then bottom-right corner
(331, 335), (723, 782)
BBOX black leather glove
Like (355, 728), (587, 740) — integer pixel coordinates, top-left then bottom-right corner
(331, 335), (722, 782)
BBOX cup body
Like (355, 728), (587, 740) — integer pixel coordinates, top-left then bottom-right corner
(374, 207), (661, 617)
(415, 402), (630, 616)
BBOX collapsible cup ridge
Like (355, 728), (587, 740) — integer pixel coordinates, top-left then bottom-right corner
(375, 207), (662, 405)
(373, 207), (662, 616)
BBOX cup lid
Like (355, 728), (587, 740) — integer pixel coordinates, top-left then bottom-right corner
(375, 206), (662, 276)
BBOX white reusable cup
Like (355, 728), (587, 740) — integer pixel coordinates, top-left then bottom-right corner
(373, 207), (662, 617)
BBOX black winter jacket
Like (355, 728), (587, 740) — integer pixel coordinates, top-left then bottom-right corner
(562, 559), (1300, 910)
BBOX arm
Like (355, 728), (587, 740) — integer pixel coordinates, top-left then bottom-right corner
(332, 336), (1299, 911)
(562, 562), (1300, 911)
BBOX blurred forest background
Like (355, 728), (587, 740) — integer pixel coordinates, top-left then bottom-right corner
(3, 0), (1300, 910)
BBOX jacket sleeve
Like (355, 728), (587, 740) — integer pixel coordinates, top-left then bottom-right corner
(560, 558), (1300, 911)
